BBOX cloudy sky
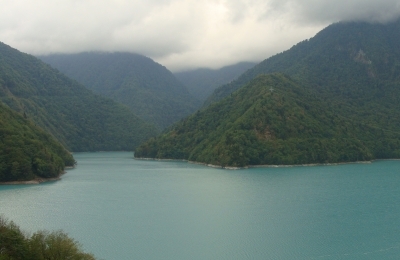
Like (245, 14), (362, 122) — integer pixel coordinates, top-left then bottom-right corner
(1, 0), (399, 72)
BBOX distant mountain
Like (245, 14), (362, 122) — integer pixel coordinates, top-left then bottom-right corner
(135, 74), (392, 167)
(135, 20), (400, 167)
(39, 52), (201, 129)
(0, 42), (158, 152)
(0, 102), (75, 182)
(174, 62), (256, 102)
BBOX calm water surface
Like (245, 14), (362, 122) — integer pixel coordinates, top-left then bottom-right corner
(1, 152), (400, 259)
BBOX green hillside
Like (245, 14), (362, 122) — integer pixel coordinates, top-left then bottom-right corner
(135, 74), (400, 167)
(39, 52), (201, 129)
(0, 42), (158, 151)
(174, 62), (256, 102)
(203, 20), (400, 145)
(0, 102), (75, 182)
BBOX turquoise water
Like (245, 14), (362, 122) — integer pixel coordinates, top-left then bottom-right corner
(1, 152), (400, 259)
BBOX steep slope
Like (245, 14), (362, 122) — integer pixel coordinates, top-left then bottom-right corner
(174, 62), (256, 102)
(135, 74), (400, 167)
(39, 52), (201, 129)
(209, 20), (400, 101)
(206, 19), (400, 112)
(0, 102), (75, 182)
(0, 42), (158, 151)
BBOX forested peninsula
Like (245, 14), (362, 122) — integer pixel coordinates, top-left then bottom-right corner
(0, 103), (75, 182)
(135, 74), (391, 167)
(135, 20), (400, 167)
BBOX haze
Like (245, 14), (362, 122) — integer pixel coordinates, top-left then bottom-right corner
(1, 0), (399, 72)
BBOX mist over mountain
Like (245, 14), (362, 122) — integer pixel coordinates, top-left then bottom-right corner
(207, 19), (400, 105)
(0, 42), (158, 152)
(135, 19), (400, 167)
(39, 52), (201, 130)
(174, 62), (257, 102)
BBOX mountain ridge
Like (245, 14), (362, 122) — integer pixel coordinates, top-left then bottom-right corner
(39, 52), (201, 129)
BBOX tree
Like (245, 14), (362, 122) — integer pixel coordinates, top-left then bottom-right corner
(0, 216), (95, 260)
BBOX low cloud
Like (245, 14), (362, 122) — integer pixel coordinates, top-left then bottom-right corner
(0, 0), (399, 71)
(267, 0), (400, 24)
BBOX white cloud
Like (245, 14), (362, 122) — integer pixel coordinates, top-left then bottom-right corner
(266, 0), (400, 24)
(0, 0), (399, 71)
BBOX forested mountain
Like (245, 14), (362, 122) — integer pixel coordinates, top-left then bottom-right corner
(206, 19), (400, 106)
(0, 42), (158, 152)
(39, 52), (201, 129)
(174, 62), (256, 102)
(0, 102), (75, 182)
(135, 20), (400, 167)
(135, 74), (399, 167)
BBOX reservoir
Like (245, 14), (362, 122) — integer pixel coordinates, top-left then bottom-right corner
(1, 152), (400, 259)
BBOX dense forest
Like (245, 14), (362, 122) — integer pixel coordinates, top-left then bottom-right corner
(0, 216), (96, 259)
(174, 62), (256, 102)
(135, 74), (400, 167)
(0, 102), (75, 182)
(135, 20), (400, 167)
(0, 43), (158, 151)
(39, 52), (201, 129)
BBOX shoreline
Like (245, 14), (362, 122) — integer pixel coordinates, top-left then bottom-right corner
(0, 170), (69, 185)
(190, 159), (374, 169)
(134, 157), (396, 170)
